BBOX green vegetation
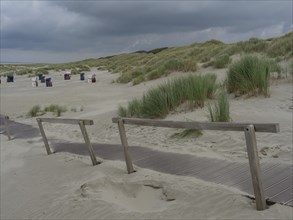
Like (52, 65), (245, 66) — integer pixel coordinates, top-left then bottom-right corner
(213, 54), (231, 68)
(118, 74), (217, 119)
(26, 105), (43, 117)
(171, 128), (202, 138)
(207, 90), (230, 122)
(1, 32), (291, 85)
(27, 104), (68, 117)
(227, 55), (281, 96)
(44, 104), (67, 117)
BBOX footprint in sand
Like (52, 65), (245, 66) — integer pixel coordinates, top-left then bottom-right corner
(77, 179), (176, 212)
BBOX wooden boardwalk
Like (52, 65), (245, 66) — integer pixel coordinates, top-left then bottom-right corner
(52, 142), (293, 207)
(1, 115), (292, 207)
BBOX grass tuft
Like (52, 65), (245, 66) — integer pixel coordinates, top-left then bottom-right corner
(26, 105), (43, 117)
(227, 55), (280, 97)
(171, 129), (202, 138)
(44, 104), (67, 117)
(213, 54), (231, 68)
(207, 90), (230, 122)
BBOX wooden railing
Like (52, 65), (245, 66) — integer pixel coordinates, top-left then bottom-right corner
(112, 117), (280, 211)
(36, 117), (99, 166)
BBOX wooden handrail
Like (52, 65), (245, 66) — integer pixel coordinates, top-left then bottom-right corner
(36, 118), (98, 166)
(37, 118), (93, 125)
(112, 117), (279, 133)
(112, 117), (280, 211)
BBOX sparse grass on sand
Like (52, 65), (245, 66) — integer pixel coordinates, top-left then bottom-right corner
(44, 104), (67, 117)
(207, 90), (230, 122)
(171, 128), (203, 138)
(27, 104), (67, 117)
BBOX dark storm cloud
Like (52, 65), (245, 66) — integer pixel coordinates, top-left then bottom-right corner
(55, 1), (292, 35)
(1, 1), (292, 63)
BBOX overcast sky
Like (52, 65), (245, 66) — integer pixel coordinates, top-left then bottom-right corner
(1, 0), (292, 63)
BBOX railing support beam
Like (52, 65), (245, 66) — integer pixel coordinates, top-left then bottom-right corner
(117, 119), (135, 174)
(244, 125), (267, 210)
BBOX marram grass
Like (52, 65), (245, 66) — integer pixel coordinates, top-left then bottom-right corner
(227, 55), (280, 97)
(118, 74), (217, 119)
(207, 90), (230, 122)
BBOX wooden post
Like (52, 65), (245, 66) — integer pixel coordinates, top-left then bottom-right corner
(4, 116), (11, 141)
(244, 125), (267, 210)
(36, 118), (52, 155)
(78, 121), (98, 166)
(118, 119), (135, 174)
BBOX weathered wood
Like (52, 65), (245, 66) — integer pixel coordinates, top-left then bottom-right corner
(244, 125), (267, 210)
(37, 118), (93, 125)
(36, 118), (52, 155)
(112, 117), (279, 133)
(53, 142), (293, 207)
(35, 117), (97, 166)
(117, 119), (135, 174)
(78, 121), (98, 166)
(4, 116), (11, 140)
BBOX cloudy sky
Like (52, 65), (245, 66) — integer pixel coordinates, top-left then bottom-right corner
(1, 0), (292, 63)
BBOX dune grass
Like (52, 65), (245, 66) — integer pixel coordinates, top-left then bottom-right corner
(26, 105), (43, 117)
(227, 55), (281, 97)
(44, 104), (67, 117)
(213, 54), (231, 68)
(2, 32), (291, 82)
(207, 90), (230, 122)
(118, 74), (217, 119)
(171, 128), (203, 138)
(27, 104), (68, 117)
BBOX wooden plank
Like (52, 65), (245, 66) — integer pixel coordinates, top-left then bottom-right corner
(117, 119), (135, 174)
(51, 141), (292, 207)
(215, 164), (249, 184)
(36, 118), (52, 155)
(244, 125), (267, 210)
(196, 162), (238, 181)
(112, 117), (279, 133)
(229, 163), (281, 188)
(242, 166), (293, 194)
(4, 116), (11, 140)
(37, 117), (93, 125)
(268, 186), (292, 203)
(265, 177), (293, 197)
(78, 121), (99, 166)
(284, 198), (293, 206)
(179, 158), (218, 176)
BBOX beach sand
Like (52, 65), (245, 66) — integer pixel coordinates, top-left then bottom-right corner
(1, 68), (292, 219)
